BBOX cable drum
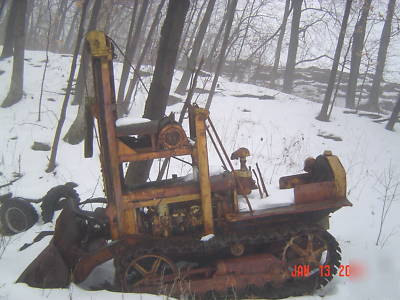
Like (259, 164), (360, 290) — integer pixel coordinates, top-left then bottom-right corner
(158, 124), (188, 150)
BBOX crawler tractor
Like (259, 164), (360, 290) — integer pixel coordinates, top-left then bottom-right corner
(18, 31), (352, 299)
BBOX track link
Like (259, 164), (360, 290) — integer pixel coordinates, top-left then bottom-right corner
(113, 223), (342, 299)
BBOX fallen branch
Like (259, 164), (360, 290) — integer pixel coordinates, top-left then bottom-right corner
(0, 176), (22, 189)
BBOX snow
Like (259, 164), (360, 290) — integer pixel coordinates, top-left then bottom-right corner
(1, 49), (400, 300)
(200, 234), (215, 242)
(116, 116), (151, 127)
(239, 187), (294, 211)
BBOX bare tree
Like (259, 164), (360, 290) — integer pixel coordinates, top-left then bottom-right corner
(1, 0), (27, 108)
(64, 0), (103, 145)
(0, 0), (6, 19)
(317, 0), (353, 121)
(125, 0), (190, 185)
(282, 0), (303, 93)
(365, 0), (396, 112)
(117, 0), (149, 104)
(386, 95), (400, 131)
(205, 0), (238, 110)
(204, 10), (227, 72)
(230, 0), (257, 82)
(64, 5), (80, 53)
(70, 0), (103, 106)
(38, 0), (52, 122)
(0, 0), (17, 58)
(175, 0), (216, 95)
(51, 0), (68, 52)
(345, 0), (372, 109)
(46, 0), (89, 172)
(271, 0), (292, 87)
(121, 0), (167, 116)
(179, 0), (207, 64)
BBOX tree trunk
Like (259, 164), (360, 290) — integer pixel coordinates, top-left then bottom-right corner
(204, 12), (227, 72)
(175, 0), (216, 95)
(282, 0), (303, 93)
(317, 0), (353, 121)
(64, 0), (102, 144)
(64, 6), (80, 53)
(365, 0), (396, 112)
(121, 0), (167, 116)
(27, 0), (42, 49)
(125, 0), (190, 186)
(1, 0), (27, 108)
(70, 0), (102, 106)
(270, 0), (291, 87)
(46, 0), (89, 173)
(230, 0), (256, 82)
(51, 0), (68, 52)
(0, 0), (17, 58)
(385, 95), (400, 131)
(117, 0), (148, 104)
(102, 0), (115, 33)
(0, 0), (11, 44)
(345, 0), (372, 108)
(184, 0), (207, 60)
(0, 0), (6, 19)
(177, 0), (198, 63)
(205, 0), (238, 110)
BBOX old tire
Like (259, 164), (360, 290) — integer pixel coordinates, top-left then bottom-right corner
(0, 198), (39, 235)
(40, 184), (80, 223)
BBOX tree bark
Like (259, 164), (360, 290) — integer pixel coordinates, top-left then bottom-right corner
(175, 0), (216, 95)
(64, 0), (102, 144)
(0, 0), (6, 19)
(125, 0), (190, 186)
(1, 0), (27, 108)
(121, 0), (167, 116)
(317, 0), (353, 121)
(230, 0), (256, 82)
(117, 0), (148, 104)
(365, 0), (396, 112)
(282, 0), (303, 93)
(70, 0), (102, 106)
(0, 0), (10, 45)
(0, 0), (17, 58)
(64, 6), (80, 53)
(205, 0), (238, 110)
(184, 0), (207, 60)
(51, 0), (68, 52)
(204, 11), (227, 72)
(270, 0), (291, 87)
(385, 95), (400, 131)
(345, 0), (372, 108)
(46, 0), (89, 172)
(177, 0), (198, 63)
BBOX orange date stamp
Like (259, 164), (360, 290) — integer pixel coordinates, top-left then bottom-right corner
(291, 264), (364, 278)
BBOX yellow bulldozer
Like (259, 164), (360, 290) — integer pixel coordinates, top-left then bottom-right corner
(17, 31), (352, 299)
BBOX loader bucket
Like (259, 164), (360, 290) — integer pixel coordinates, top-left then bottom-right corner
(17, 242), (70, 288)
(17, 199), (90, 288)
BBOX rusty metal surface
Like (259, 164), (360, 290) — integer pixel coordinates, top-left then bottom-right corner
(294, 181), (338, 204)
(116, 120), (159, 137)
(123, 173), (235, 202)
(17, 242), (70, 288)
(225, 198), (352, 222)
(279, 173), (312, 189)
(158, 123), (189, 149)
(132, 253), (290, 294)
(325, 154), (347, 197)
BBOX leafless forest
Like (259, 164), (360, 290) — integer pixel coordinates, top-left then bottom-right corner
(1, 0), (400, 132)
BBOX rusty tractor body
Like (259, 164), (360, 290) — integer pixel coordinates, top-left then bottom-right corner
(18, 31), (352, 299)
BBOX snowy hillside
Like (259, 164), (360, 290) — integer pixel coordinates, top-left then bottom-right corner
(0, 51), (399, 300)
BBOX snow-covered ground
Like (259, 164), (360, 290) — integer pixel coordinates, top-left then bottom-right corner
(0, 51), (399, 299)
